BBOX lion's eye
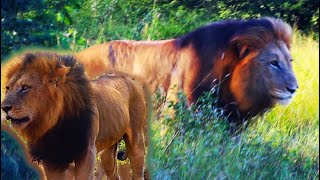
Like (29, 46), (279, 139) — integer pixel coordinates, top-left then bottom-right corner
(270, 60), (280, 69)
(20, 85), (30, 93)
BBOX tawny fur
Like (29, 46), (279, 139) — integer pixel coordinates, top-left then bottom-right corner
(1, 52), (149, 180)
(75, 17), (297, 122)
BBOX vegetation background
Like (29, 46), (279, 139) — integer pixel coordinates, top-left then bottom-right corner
(1, 0), (319, 59)
(1, 0), (319, 179)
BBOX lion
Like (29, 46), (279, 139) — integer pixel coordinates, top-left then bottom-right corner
(75, 17), (298, 123)
(1, 52), (149, 180)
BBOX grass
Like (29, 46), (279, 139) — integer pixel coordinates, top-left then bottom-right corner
(1, 31), (318, 179)
(150, 32), (319, 179)
(1, 128), (40, 180)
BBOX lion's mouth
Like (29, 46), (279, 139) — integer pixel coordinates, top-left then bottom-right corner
(6, 116), (30, 124)
(270, 89), (293, 100)
(270, 95), (292, 100)
(270, 92), (293, 105)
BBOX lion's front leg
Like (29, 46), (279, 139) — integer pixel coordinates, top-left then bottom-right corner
(74, 146), (97, 180)
(43, 164), (68, 180)
(74, 103), (99, 180)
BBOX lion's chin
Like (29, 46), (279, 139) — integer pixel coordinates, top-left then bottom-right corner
(271, 96), (293, 105)
(7, 116), (31, 130)
(269, 90), (294, 105)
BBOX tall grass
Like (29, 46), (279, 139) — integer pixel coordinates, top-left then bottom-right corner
(1, 29), (318, 179)
(150, 32), (319, 179)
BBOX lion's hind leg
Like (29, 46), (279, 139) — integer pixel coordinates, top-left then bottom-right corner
(123, 133), (145, 180)
(125, 81), (148, 180)
(100, 144), (119, 180)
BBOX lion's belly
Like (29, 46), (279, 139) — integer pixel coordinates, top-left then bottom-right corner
(95, 113), (129, 152)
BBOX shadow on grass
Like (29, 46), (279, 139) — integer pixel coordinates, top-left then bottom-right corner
(1, 128), (40, 180)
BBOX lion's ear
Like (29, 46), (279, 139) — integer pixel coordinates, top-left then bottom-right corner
(230, 37), (255, 60)
(236, 43), (253, 60)
(54, 64), (70, 85)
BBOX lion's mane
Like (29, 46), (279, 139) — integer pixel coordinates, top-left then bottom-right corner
(4, 53), (94, 171)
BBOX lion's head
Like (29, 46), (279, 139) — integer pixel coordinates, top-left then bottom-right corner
(1, 52), (94, 170)
(2, 53), (69, 134)
(223, 18), (298, 118)
(177, 17), (298, 120)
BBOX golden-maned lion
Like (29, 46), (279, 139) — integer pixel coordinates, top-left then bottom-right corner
(1, 52), (149, 180)
(75, 17), (298, 123)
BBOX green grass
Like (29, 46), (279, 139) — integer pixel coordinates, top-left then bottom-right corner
(1, 31), (318, 179)
(150, 32), (319, 179)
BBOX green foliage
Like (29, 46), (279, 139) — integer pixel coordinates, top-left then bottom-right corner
(1, 0), (319, 60)
(150, 90), (230, 179)
(151, 88), (318, 179)
(1, 1), (319, 179)
(69, 0), (319, 42)
(1, 0), (83, 59)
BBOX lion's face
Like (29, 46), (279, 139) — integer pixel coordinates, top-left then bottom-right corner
(1, 72), (44, 129)
(1, 54), (67, 133)
(230, 40), (298, 113)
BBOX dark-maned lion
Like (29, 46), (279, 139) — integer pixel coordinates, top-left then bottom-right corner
(1, 52), (149, 180)
(75, 17), (298, 123)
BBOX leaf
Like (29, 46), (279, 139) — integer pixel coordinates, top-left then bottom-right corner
(56, 12), (63, 22)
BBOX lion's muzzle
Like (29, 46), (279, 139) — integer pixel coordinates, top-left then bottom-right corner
(1, 104), (12, 114)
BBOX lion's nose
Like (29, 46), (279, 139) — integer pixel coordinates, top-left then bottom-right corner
(1, 105), (12, 113)
(286, 86), (298, 94)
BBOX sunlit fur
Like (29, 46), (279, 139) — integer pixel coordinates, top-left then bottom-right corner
(2, 53), (88, 147)
(75, 17), (298, 123)
(1, 52), (149, 179)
